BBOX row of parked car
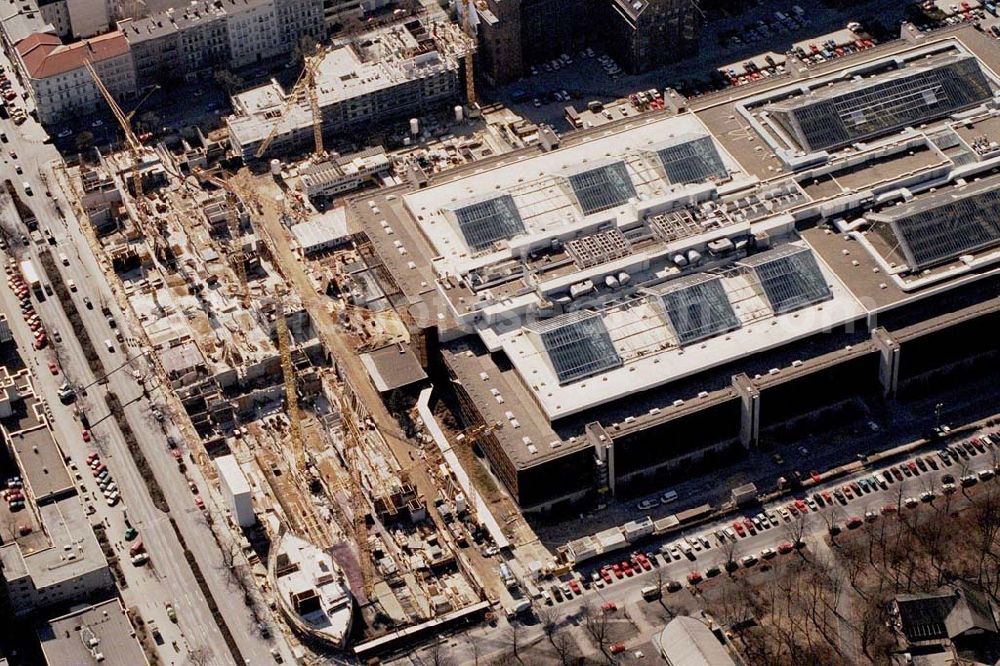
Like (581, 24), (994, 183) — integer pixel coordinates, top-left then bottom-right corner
(5, 262), (48, 350)
(3, 476), (26, 514)
(82, 451), (120, 507)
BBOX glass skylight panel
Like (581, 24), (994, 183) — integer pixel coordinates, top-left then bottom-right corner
(451, 194), (525, 252)
(766, 54), (993, 152)
(872, 186), (1000, 270)
(651, 134), (727, 185)
(646, 274), (740, 345)
(565, 162), (637, 215)
(740, 246), (833, 314)
(526, 311), (622, 385)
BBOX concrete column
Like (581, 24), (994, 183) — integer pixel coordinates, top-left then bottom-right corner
(586, 422), (614, 496)
(872, 327), (900, 398)
(732, 373), (759, 448)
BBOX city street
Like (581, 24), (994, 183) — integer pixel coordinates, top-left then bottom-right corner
(0, 53), (293, 665)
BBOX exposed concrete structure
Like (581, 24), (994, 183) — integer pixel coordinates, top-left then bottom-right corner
(226, 19), (464, 159)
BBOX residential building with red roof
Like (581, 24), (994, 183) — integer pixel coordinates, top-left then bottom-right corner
(13, 29), (136, 124)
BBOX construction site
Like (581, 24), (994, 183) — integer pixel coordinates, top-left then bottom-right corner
(47, 29), (521, 657)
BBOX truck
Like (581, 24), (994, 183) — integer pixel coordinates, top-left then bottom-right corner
(147, 619), (163, 645)
(101, 303), (116, 329)
(19, 259), (40, 291)
(499, 563), (517, 589)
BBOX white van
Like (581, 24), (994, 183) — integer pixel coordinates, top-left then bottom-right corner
(641, 585), (661, 601)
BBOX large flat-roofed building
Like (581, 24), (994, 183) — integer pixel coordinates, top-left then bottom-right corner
(38, 599), (148, 666)
(0, 496), (113, 615)
(0, 382), (112, 615)
(348, 24), (1000, 511)
(226, 18), (463, 159)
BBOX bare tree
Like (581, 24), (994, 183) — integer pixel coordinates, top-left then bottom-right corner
(469, 637), (480, 666)
(186, 646), (214, 666)
(552, 632), (577, 666)
(537, 607), (559, 647)
(217, 541), (241, 587)
(782, 516), (807, 553)
(581, 604), (611, 662)
(721, 536), (740, 573)
(502, 622), (524, 665)
(424, 635), (449, 666)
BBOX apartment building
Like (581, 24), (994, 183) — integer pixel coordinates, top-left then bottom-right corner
(0, 387), (113, 615)
(604, 0), (701, 73)
(227, 19), (461, 159)
(222, 0), (283, 68)
(475, 0), (700, 84)
(121, 0), (322, 85)
(36, 0), (111, 39)
(14, 30), (136, 124)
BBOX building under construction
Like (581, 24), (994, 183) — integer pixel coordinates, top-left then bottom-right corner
(225, 18), (467, 160)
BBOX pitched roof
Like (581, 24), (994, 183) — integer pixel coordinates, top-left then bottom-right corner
(17, 30), (129, 79)
(895, 582), (998, 643)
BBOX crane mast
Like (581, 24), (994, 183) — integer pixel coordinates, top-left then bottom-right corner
(461, 0), (476, 107)
(255, 53), (325, 160)
(85, 61), (165, 259)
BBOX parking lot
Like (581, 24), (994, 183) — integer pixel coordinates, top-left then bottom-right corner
(532, 427), (1000, 613)
(493, 0), (909, 131)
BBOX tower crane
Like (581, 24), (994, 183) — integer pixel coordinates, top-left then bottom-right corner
(255, 52), (326, 160)
(275, 307), (307, 475)
(85, 62), (166, 259)
(336, 392), (377, 600)
(461, 0), (477, 109)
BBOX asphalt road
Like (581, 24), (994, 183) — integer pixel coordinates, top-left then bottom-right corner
(0, 56), (292, 665)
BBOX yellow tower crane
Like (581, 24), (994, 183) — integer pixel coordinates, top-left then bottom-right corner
(275, 308), (307, 474)
(85, 62), (165, 258)
(461, 0), (477, 108)
(225, 194), (249, 308)
(255, 53), (326, 160)
(337, 392), (377, 600)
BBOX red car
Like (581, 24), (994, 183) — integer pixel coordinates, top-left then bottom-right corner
(568, 579), (581, 595)
(171, 449), (183, 461)
(47, 360), (59, 375)
(82, 429), (91, 442)
(86, 452), (98, 464)
(610, 643), (626, 654)
(881, 504), (898, 515)
(687, 571), (703, 584)
(635, 553), (652, 571)
(821, 491), (833, 504)
(743, 518), (755, 534)
(195, 496), (205, 510)
(621, 561), (634, 576)
(777, 542), (794, 555)
(794, 499), (807, 513)
(846, 516), (863, 529)
(601, 601), (617, 613)
(600, 568), (613, 584)
(611, 564), (623, 579)
(733, 521), (745, 536)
